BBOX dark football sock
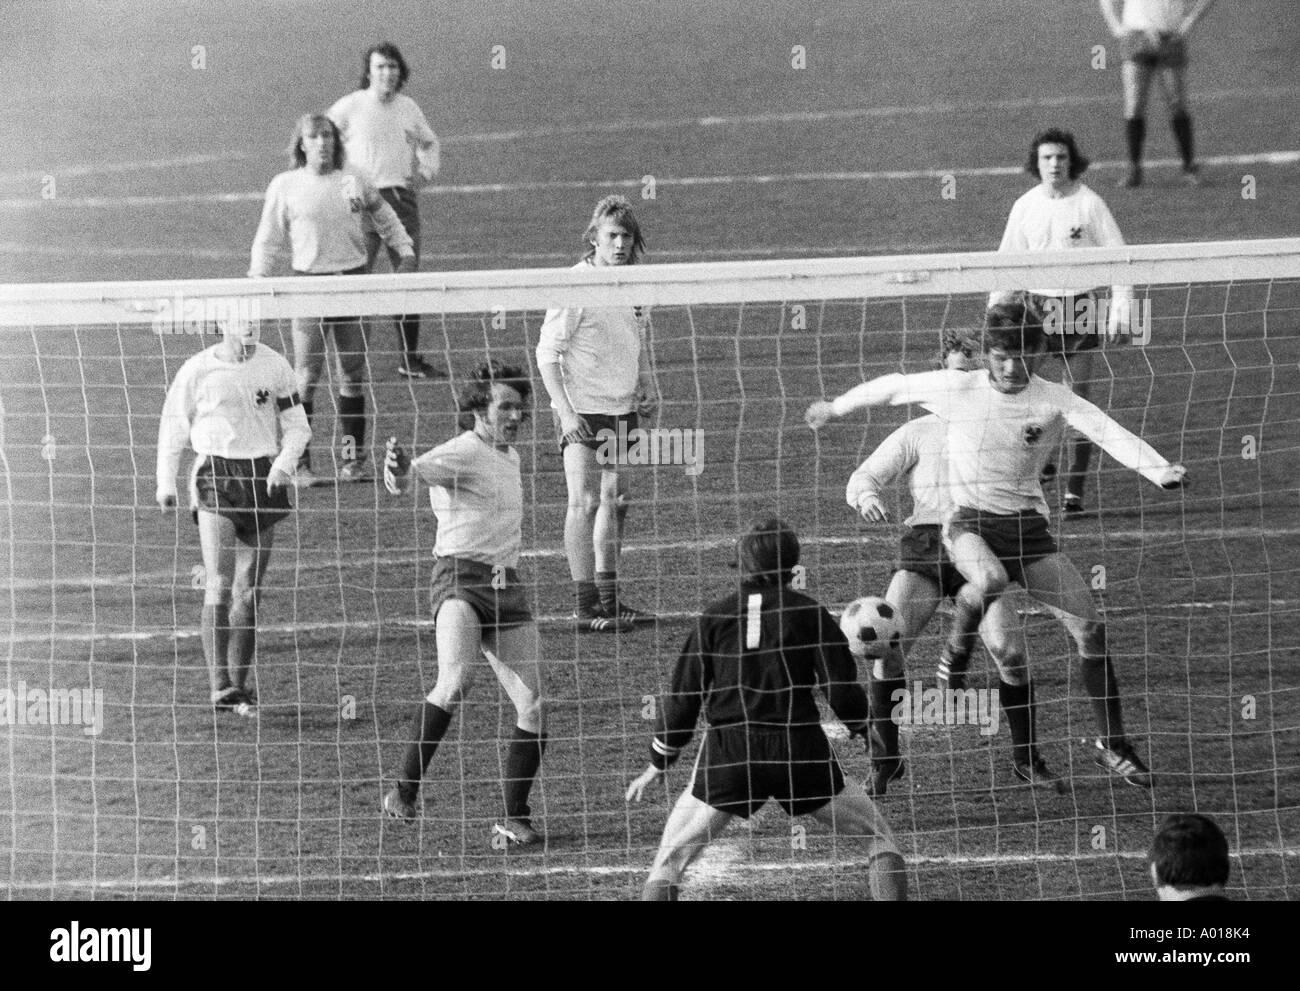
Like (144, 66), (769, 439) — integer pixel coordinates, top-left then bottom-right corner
(201, 604), (232, 695)
(1067, 437), (1094, 500)
(300, 401), (314, 468)
(595, 570), (618, 612)
(1000, 680), (1034, 765)
(227, 600), (256, 691)
(1125, 117), (1147, 167)
(1171, 112), (1195, 169)
(868, 851), (909, 902)
(642, 879), (679, 901)
(398, 315), (421, 358)
(575, 579), (601, 614)
(1081, 655), (1125, 746)
(397, 702), (453, 801)
(868, 675), (905, 764)
(338, 394), (366, 456)
(503, 726), (547, 819)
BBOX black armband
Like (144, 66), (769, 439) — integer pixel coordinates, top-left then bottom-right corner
(276, 392), (302, 412)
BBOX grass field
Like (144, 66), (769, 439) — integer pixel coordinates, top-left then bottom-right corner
(2, 0), (1299, 900)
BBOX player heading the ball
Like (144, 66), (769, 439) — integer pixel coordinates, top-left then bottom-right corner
(627, 517), (908, 901)
(156, 318), (311, 717)
(381, 361), (547, 847)
(807, 303), (1187, 788)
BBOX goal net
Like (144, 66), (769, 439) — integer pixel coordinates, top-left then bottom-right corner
(2, 239), (1297, 900)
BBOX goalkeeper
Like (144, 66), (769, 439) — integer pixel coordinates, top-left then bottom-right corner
(626, 517), (908, 902)
(156, 318), (310, 716)
(381, 361), (547, 848)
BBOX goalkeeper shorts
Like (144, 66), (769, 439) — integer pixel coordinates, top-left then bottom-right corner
(429, 556), (533, 632)
(191, 454), (291, 543)
(691, 724), (844, 819)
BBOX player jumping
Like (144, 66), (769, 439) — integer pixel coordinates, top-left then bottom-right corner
(381, 361), (547, 846)
(807, 302), (1188, 788)
(626, 517), (908, 901)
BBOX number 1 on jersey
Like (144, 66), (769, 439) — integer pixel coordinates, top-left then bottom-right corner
(745, 593), (763, 649)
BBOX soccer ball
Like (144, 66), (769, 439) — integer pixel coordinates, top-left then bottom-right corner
(839, 596), (902, 660)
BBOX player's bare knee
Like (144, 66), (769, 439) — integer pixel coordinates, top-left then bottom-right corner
(569, 489), (600, 520)
(1081, 621), (1107, 658)
(228, 583), (257, 616)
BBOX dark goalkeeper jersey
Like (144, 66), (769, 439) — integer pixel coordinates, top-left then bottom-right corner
(650, 581), (870, 769)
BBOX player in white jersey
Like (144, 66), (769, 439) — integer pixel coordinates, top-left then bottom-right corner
(249, 113), (415, 488)
(381, 361), (547, 846)
(807, 303), (1189, 788)
(1100, 1), (1218, 187)
(993, 129), (1132, 514)
(847, 331), (1062, 794)
(156, 319), (311, 716)
(536, 195), (660, 632)
(329, 42), (444, 380)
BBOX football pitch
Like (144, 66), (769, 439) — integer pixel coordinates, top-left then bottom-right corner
(2, 0), (1299, 900)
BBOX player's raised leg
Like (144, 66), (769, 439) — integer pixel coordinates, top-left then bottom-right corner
(940, 527), (1012, 690)
(384, 599), (479, 820)
(1021, 553), (1152, 787)
(808, 780), (908, 901)
(642, 790), (734, 900)
(483, 621), (547, 845)
(197, 510), (238, 710)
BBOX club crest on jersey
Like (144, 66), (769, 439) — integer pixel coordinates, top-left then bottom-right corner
(1069, 226), (1083, 241)
(255, 388), (270, 407)
(1022, 423), (1043, 444)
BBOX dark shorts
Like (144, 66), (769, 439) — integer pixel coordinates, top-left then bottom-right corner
(553, 410), (640, 457)
(897, 524), (965, 600)
(1028, 289), (1105, 357)
(691, 724), (845, 819)
(368, 186), (421, 259)
(944, 507), (1058, 586)
(191, 455), (291, 543)
(1122, 30), (1188, 69)
(428, 556), (533, 632)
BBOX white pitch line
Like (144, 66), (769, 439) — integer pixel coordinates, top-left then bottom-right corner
(4, 151), (1296, 210)
(6, 845), (1294, 892)
(5, 525), (1296, 595)
(2, 85), (1292, 184)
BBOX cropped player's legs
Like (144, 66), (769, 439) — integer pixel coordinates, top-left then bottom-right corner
(807, 780), (907, 901)
(942, 530), (1012, 685)
(227, 526), (274, 700)
(1062, 349), (1097, 509)
(331, 317), (370, 476)
(1121, 59), (1156, 185)
(643, 790), (734, 900)
(562, 443), (630, 626)
(391, 599), (480, 808)
(980, 596), (1057, 785)
(197, 511), (237, 704)
(483, 622), (546, 826)
(291, 316), (328, 471)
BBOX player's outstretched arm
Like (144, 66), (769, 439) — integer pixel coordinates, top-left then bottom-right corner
(806, 369), (956, 430)
(1062, 390), (1188, 489)
(383, 437), (412, 495)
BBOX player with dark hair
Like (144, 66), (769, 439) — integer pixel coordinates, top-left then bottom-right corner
(156, 318), (311, 716)
(626, 517), (908, 902)
(381, 361), (547, 846)
(536, 195), (659, 632)
(1100, 1), (1218, 187)
(993, 128), (1131, 513)
(1150, 813), (1231, 900)
(807, 302), (1188, 788)
(846, 330), (1063, 794)
(330, 42), (444, 380)
(249, 113), (416, 487)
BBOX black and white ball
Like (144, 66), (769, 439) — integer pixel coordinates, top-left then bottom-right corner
(839, 596), (902, 660)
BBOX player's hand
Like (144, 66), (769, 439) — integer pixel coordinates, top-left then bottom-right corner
(395, 254), (418, 274)
(266, 465), (292, 494)
(560, 412), (593, 444)
(1159, 464), (1188, 490)
(804, 400), (836, 431)
(384, 437), (411, 495)
(625, 764), (664, 803)
(856, 494), (890, 524)
(156, 491), (177, 512)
